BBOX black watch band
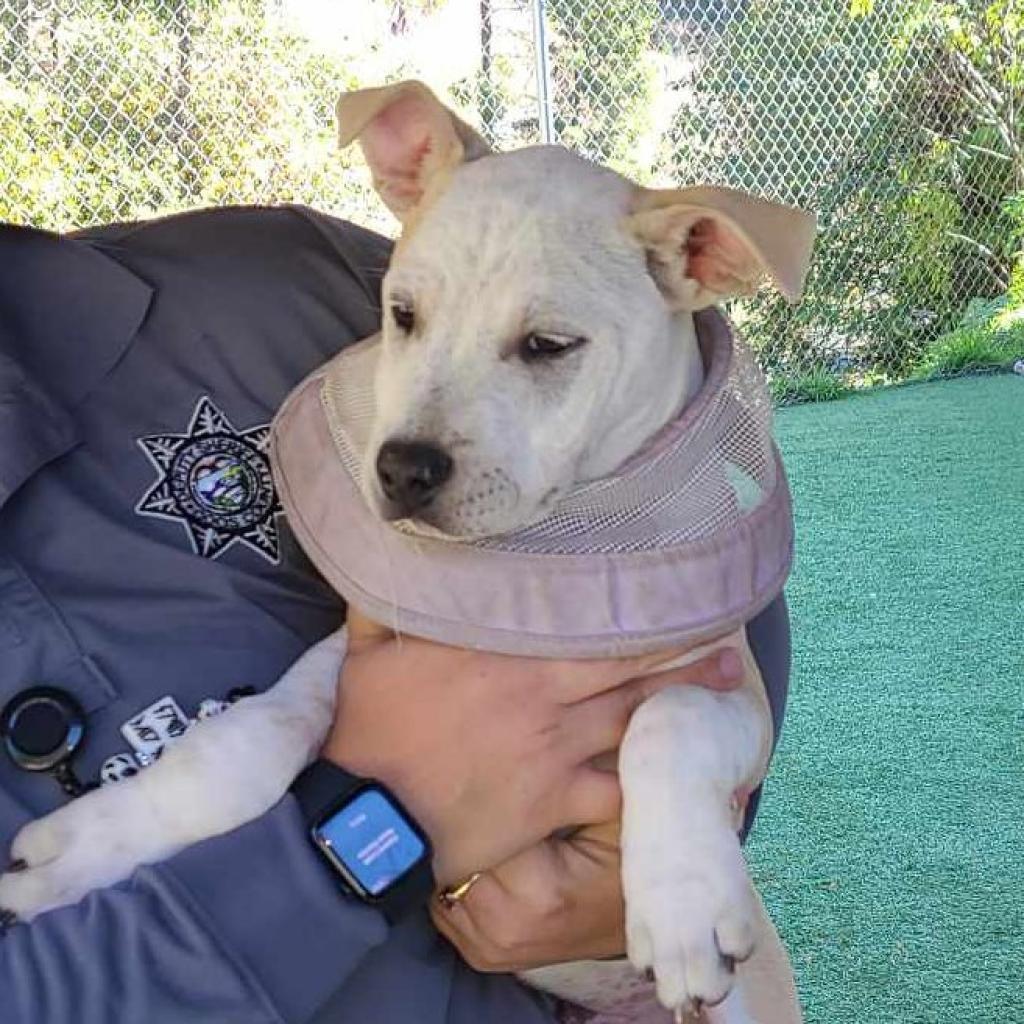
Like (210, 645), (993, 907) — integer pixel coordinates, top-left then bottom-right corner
(291, 760), (435, 924)
(292, 759), (364, 821)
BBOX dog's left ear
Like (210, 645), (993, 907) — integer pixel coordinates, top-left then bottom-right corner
(337, 80), (491, 220)
(628, 186), (816, 310)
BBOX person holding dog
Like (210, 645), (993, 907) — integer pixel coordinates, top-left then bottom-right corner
(0, 206), (789, 1022)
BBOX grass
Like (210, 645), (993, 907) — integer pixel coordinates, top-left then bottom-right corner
(746, 373), (1024, 1024)
(771, 369), (855, 405)
(769, 290), (1024, 401)
(910, 293), (1024, 381)
(908, 323), (1024, 379)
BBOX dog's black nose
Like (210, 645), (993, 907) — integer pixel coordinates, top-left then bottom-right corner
(376, 440), (453, 516)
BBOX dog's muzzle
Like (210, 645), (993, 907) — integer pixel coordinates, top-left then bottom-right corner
(269, 308), (794, 659)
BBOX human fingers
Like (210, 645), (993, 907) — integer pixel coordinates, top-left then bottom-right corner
(432, 859), (568, 975)
(562, 648), (745, 761)
(555, 766), (623, 830)
(547, 638), (746, 704)
(541, 645), (700, 703)
(432, 828), (626, 972)
(431, 871), (518, 972)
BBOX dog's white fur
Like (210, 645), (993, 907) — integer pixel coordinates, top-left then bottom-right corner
(0, 82), (814, 1023)
(366, 145), (705, 536)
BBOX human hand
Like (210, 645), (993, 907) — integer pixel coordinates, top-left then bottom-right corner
(325, 609), (744, 886)
(432, 784), (751, 975)
(431, 820), (627, 971)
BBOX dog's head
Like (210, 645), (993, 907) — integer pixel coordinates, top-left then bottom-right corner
(338, 81), (815, 538)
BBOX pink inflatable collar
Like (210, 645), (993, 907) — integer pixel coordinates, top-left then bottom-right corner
(270, 309), (793, 657)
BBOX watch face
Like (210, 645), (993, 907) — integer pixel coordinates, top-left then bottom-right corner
(313, 785), (427, 898)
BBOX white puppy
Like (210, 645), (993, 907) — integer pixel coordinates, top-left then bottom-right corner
(0, 82), (814, 1024)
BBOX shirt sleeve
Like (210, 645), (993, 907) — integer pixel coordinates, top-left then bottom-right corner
(740, 592), (792, 840)
(0, 797), (388, 1024)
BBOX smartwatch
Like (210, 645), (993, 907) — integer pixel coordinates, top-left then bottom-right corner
(291, 759), (434, 923)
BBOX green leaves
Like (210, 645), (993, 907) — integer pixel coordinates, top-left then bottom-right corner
(0, 0), (389, 232)
(4, 0), (1023, 399)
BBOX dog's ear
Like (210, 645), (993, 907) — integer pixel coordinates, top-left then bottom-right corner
(628, 186), (816, 310)
(337, 80), (491, 220)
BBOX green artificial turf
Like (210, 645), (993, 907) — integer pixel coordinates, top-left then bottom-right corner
(746, 373), (1024, 1023)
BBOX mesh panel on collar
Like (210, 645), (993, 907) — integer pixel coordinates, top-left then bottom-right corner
(271, 307), (793, 656)
(320, 309), (778, 557)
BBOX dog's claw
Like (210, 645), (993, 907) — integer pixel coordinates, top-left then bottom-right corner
(6, 859), (27, 874)
(0, 908), (18, 934)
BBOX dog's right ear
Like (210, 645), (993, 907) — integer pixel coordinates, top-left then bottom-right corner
(337, 81), (491, 220)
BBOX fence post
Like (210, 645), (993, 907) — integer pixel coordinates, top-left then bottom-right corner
(531, 0), (555, 143)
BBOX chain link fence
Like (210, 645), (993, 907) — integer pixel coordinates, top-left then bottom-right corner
(3, 0), (1023, 399)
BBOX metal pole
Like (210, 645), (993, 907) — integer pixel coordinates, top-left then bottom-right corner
(531, 0), (555, 143)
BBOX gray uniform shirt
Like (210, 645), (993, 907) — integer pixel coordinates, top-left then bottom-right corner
(0, 206), (789, 1024)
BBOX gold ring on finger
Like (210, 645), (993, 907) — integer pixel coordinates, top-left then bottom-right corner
(438, 872), (483, 907)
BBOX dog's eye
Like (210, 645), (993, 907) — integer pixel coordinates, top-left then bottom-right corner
(391, 300), (415, 333)
(520, 332), (588, 363)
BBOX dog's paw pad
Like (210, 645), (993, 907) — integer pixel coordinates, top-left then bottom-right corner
(0, 862), (67, 921)
(715, 908), (756, 964)
(10, 816), (66, 868)
(625, 849), (757, 1013)
(682, 941), (737, 1009)
(0, 787), (154, 920)
(672, 1003), (704, 1024)
(626, 914), (654, 972)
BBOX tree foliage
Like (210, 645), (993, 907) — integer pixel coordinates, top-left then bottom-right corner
(663, 0), (1024, 386)
(2, 0), (1023, 393)
(0, 0), (381, 229)
(545, 0), (660, 172)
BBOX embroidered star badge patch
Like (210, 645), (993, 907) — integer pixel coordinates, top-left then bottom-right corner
(136, 396), (283, 563)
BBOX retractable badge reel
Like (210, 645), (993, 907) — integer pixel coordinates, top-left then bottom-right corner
(0, 687), (93, 797)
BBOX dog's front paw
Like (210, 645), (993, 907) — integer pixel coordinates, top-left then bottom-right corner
(0, 783), (168, 924)
(623, 830), (756, 1018)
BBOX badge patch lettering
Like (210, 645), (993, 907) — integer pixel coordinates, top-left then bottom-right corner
(136, 396), (283, 563)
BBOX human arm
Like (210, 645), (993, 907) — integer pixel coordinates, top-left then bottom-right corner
(427, 594), (790, 976)
(0, 795), (388, 1024)
(0, 616), (740, 1024)
(0, 632), (389, 1024)
(325, 610), (745, 888)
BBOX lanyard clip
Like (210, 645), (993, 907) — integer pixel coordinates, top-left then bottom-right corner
(0, 687), (93, 797)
